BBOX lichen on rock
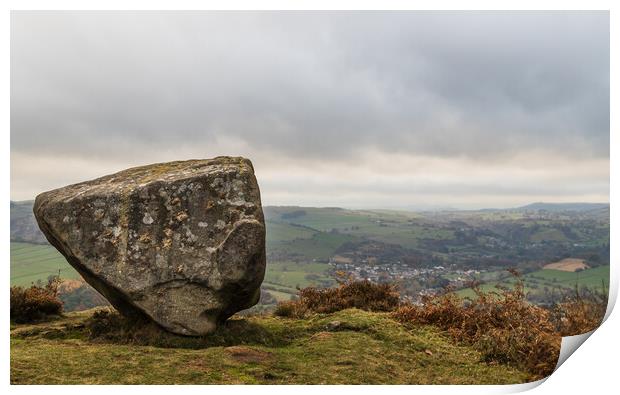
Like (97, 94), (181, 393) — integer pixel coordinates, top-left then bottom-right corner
(33, 156), (266, 336)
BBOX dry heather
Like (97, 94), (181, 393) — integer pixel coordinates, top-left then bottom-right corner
(274, 280), (400, 318)
(275, 271), (607, 380)
(391, 273), (560, 380)
(552, 288), (607, 336)
(10, 276), (63, 323)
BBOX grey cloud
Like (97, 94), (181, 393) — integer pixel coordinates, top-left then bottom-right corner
(10, 11), (609, 206)
(11, 11), (609, 158)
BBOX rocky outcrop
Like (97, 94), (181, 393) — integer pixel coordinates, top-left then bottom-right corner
(33, 157), (266, 336)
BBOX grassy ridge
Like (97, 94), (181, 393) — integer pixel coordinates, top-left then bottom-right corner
(10, 308), (529, 384)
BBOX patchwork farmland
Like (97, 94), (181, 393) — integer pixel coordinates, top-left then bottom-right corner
(11, 202), (610, 309)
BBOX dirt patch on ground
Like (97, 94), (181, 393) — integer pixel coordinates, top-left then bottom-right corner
(544, 258), (589, 272)
(224, 346), (272, 363)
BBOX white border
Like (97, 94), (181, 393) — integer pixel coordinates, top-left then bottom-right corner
(3, 2), (617, 395)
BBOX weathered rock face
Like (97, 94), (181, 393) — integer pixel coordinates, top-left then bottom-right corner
(33, 157), (266, 336)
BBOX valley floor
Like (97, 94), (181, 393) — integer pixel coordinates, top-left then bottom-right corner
(10, 308), (531, 384)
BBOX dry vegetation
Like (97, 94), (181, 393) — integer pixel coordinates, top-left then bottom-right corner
(392, 272), (559, 379)
(275, 270), (607, 380)
(10, 271), (607, 384)
(10, 276), (63, 323)
(274, 279), (400, 318)
(552, 288), (607, 336)
(543, 258), (589, 272)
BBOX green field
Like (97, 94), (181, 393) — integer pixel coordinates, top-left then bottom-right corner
(10, 242), (79, 286)
(264, 261), (334, 291)
(456, 265), (610, 299)
(269, 232), (358, 260)
(266, 207), (378, 231)
(265, 221), (317, 244)
(523, 265), (610, 290)
(266, 207), (455, 249)
(345, 225), (454, 249)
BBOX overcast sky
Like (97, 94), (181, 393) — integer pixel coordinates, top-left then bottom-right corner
(10, 11), (609, 209)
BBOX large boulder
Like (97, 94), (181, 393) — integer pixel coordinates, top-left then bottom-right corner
(33, 157), (266, 336)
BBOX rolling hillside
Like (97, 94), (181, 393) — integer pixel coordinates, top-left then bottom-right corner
(517, 202), (609, 212)
(10, 200), (46, 244)
(11, 201), (610, 308)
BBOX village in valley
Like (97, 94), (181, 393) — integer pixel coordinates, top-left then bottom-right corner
(10, 201), (610, 311)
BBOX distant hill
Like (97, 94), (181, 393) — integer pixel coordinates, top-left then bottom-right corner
(10, 200), (47, 244)
(12, 199), (609, 244)
(516, 202), (609, 212)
